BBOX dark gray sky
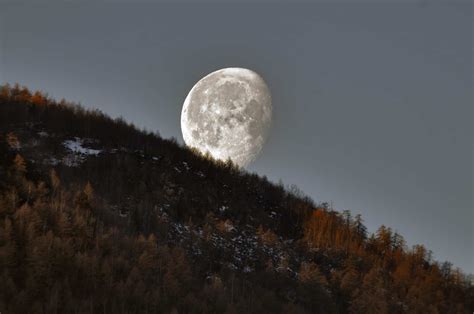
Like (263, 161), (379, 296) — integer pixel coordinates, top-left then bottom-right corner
(1, 1), (472, 273)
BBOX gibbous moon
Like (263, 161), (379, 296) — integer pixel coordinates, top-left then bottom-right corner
(181, 68), (272, 168)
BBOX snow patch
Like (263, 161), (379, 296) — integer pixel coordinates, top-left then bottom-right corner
(63, 138), (102, 156)
(182, 161), (191, 171)
(196, 171), (205, 178)
(44, 157), (60, 166)
(243, 266), (253, 273)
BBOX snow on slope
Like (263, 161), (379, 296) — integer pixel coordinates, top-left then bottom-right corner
(63, 138), (102, 156)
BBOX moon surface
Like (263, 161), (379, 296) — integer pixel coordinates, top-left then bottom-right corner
(181, 68), (272, 168)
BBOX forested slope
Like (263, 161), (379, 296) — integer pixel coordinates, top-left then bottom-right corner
(0, 84), (472, 313)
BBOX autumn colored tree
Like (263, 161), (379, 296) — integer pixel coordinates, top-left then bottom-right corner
(298, 261), (327, 286)
(30, 91), (47, 106)
(350, 267), (389, 313)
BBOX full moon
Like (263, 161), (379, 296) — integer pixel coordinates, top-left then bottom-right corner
(181, 68), (272, 168)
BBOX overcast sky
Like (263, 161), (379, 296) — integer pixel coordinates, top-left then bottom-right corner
(0, 1), (472, 273)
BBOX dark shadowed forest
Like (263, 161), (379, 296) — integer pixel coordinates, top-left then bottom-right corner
(0, 83), (472, 313)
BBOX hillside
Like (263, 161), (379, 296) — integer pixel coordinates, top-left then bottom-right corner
(0, 83), (472, 313)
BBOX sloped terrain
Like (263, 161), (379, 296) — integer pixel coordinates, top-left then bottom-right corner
(0, 84), (472, 313)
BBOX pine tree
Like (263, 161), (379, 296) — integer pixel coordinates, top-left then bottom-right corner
(299, 261), (327, 286)
(50, 169), (61, 192)
(12, 154), (27, 175)
(84, 182), (94, 204)
(340, 263), (359, 294)
(6, 133), (20, 150)
(350, 267), (389, 314)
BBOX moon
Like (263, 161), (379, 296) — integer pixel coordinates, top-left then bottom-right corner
(181, 68), (272, 168)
